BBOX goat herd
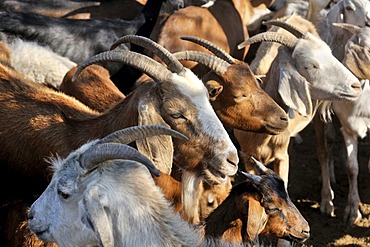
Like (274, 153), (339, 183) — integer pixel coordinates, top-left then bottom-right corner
(0, 0), (369, 246)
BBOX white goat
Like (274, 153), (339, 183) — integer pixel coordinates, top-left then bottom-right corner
(317, 23), (370, 227)
(304, 0), (370, 226)
(234, 17), (361, 187)
(315, 0), (370, 61)
(28, 126), (309, 246)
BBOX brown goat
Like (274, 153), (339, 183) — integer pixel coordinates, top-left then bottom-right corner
(155, 0), (253, 77)
(60, 65), (125, 112)
(171, 36), (289, 134)
(204, 158), (310, 244)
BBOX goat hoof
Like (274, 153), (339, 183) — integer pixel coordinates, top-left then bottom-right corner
(320, 200), (335, 217)
(343, 207), (362, 228)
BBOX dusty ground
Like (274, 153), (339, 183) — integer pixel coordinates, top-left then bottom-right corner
(284, 118), (370, 247)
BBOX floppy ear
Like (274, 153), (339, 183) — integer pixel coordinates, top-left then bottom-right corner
(82, 186), (113, 247)
(136, 96), (174, 175)
(246, 199), (268, 243)
(277, 51), (312, 117)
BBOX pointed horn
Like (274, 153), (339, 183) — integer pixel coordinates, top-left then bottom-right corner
(262, 20), (305, 38)
(238, 32), (297, 50)
(80, 143), (160, 176)
(72, 50), (171, 83)
(173, 51), (230, 75)
(332, 23), (362, 35)
(250, 157), (268, 173)
(100, 125), (189, 144)
(180, 36), (236, 64)
(239, 170), (262, 184)
(110, 35), (184, 74)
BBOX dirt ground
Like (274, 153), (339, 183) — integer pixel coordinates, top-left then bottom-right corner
(282, 118), (370, 247)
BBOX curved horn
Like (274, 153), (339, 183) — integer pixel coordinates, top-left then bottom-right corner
(80, 143), (160, 176)
(238, 32), (297, 50)
(262, 20), (305, 38)
(72, 50), (171, 83)
(110, 35), (184, 74)
(332, 23), (362, 35)
(173, 51), (230, 75)
(239, 170), (262, 184)
(100, 125), (189, 144)
(180, 36), (236, 64)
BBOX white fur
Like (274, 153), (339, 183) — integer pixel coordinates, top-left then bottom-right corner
(8, 38), (76, 88)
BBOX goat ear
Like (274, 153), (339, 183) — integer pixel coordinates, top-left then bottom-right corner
(277, 51), (312, 117)
(205, 80), (223, 101)
(246, 199), (268, 242)
(137, 97), (173, 175)
(82, 186), (114, 247)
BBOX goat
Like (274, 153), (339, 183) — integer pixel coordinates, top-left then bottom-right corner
(28, 131), (309, 246)
(233, 18), (361, 187)
(0, 0), (173, 76)
(0, 0), (142, 20)
(0, 34), (76, 88)
(315, 0), (370, 61)
(303, 0), (370, 226)
(154, 0), (253, 77)
(314, 23), (370, 227)
(204, 158), (309, 244)
(249, 13), (318, 76)
(0, 0), (212, 20)
(60, 64), (125, 112)
(0, 35), (238, 244)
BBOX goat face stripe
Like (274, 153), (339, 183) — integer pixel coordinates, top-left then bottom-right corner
(172, 70), (233, 139)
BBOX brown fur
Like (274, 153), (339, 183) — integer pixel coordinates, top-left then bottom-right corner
(60, 65), (125, 112)
(156, 0), (253, 77)
(204, 171), (310, 244)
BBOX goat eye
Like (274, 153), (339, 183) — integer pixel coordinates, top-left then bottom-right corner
(305, 64), (318, 70)
(58, 189), (70, 199)
(266, 207), (280, 214)
(345, 5), (354, 11)
(171, 113), (185, 119)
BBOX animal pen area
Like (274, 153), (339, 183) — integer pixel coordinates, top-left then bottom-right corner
(286, 119), (370, 246)
(0, 0), (369, 246)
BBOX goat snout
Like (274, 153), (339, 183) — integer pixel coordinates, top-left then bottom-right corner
(265, 112), (289, 134)
(351, 81), (362, 91)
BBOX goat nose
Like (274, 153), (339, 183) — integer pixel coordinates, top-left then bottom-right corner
(351, 81), (362, 96)
(351, 81), (362, 90)
(227, 152), (239, 167)
(302, 229), (310, 239)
